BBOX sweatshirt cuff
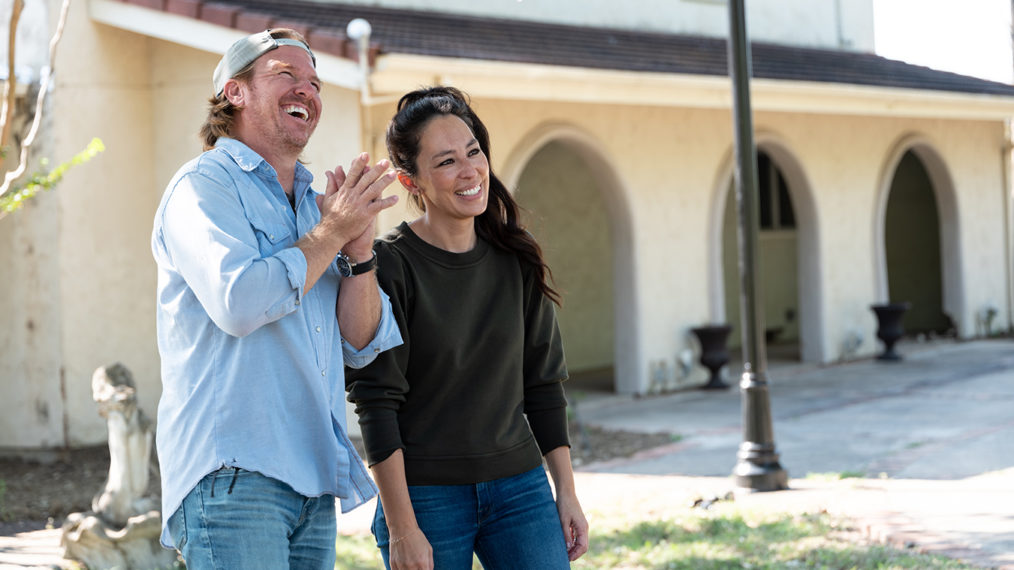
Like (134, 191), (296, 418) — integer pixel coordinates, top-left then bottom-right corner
(526, 406), (570, 455)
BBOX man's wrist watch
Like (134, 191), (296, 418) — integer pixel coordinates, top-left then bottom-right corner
(337, 249), (378, 277)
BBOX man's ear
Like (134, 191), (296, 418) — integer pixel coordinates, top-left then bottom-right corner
(398, 172), (420, 194)
(222, 79), (245, 107)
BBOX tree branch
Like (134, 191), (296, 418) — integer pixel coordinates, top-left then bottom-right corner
(1, 0), (25, 148)
(0, 0), (72, 199)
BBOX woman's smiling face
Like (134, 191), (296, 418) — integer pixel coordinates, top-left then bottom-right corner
(406, 114), (490, 224)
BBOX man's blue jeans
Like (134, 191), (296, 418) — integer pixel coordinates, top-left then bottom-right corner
(372, 465), (570, 569)
(168, 468), (336, 569)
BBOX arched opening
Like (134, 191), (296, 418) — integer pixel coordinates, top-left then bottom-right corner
(722, 151), (800, 360)
(883, 151), (951, 335)
(875, 136), (962, 338)
(709, 137), (823, 362)
(516, 141), (615, 390)
(503, 124), (637, 393)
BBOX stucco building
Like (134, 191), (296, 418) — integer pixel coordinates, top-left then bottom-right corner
(3, 0), (1014, 450)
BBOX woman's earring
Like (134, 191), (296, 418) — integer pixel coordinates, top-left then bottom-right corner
(398, 173), (419, 194)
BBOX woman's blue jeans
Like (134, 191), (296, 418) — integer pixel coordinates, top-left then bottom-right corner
(372, 465), (570, 569)
(168, 468), (337, 569)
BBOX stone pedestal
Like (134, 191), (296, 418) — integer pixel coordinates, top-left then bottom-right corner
(61, 364), (176, 569)
(62, 510), (176, 569)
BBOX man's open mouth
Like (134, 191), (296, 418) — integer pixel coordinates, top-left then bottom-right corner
(283, 105), (309, 121)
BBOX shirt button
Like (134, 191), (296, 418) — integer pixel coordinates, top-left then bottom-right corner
(269, 234), (275, 240)
(295, 300), (300, 305)
(321, 370), (326, 376)
(374, 347), (380, 353)
(315, 326), (321, 333)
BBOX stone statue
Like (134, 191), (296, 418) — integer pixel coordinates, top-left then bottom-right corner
(61, 363), (178, 569)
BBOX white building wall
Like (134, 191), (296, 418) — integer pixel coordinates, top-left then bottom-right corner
(52, 5), (159, 445)
(939, 121), (1010, 332)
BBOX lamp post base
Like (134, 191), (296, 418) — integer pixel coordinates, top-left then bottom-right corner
(733, 455), (789, 491)
(733, 384), (789, 492)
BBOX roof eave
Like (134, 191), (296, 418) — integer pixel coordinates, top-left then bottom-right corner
(374, 52), (1014, 121)
(87, 0), (1014, 121)
(88, 0), (361, 90)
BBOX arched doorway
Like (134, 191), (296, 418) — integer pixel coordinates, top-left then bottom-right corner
(722, 151), (801, 360)
(515, 140), (616, 390)
(875, 137), (962, 338)
(710, 137), (823, 362)
(883, 150), (951, 335)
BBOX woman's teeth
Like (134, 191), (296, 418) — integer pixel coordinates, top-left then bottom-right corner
(456, 185), (481, 196)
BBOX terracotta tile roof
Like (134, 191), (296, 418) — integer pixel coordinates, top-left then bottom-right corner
(145, 0), (1014, 96)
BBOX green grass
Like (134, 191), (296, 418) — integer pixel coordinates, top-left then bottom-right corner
(335, 533), (385, 569)
(335, 505), (982, 569)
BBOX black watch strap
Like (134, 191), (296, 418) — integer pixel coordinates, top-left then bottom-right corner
(347, 250), (378, 276)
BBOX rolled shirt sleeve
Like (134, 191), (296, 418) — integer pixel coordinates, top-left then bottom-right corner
(158, 166), (308, 337)
(341, 283), (403, 369)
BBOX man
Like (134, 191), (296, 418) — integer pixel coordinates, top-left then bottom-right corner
(151, 29), (401, 568)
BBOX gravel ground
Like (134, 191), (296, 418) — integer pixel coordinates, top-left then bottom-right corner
(0, 420), (672, 536)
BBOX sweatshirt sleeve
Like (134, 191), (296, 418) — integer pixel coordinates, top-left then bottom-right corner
(520, 262), (571, 455)
(345, 241), (412, 466)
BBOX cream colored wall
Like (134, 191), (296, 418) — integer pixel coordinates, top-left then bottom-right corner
(50, 5), (158, 445)
(931, 121), (1010, 333)
(150, 44), (215, 194)
(0, 188), (65, 448)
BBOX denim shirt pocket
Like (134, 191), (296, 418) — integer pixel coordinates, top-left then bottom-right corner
(248, 216), (292, 257)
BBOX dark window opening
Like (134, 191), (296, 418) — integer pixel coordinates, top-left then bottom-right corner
(757, 152), (795, 231)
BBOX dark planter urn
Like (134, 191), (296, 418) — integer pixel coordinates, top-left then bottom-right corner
(871, 302), (911, 361)
(691, 324), (733, 390)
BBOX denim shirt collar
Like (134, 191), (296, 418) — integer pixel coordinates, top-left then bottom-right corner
(215, 137), (315, 200)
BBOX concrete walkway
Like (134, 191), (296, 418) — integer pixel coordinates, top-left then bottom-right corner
(568, 337), (1014, 569)
(2, 338), (1012, 568)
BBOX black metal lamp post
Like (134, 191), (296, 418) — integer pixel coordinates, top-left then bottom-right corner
(727, 0), (789, 492)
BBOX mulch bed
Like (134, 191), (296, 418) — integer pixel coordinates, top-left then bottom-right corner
(0, 421), (672, 536)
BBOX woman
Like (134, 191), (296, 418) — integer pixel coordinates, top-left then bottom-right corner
(346, 86), (589, 569)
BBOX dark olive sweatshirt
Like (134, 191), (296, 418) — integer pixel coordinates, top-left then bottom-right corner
(346, 222), (570, 485)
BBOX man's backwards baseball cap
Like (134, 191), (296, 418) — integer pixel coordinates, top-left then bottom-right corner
(213, 30), (316, 96)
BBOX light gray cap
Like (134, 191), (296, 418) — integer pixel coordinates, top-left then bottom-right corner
(213, 30), (316, 96)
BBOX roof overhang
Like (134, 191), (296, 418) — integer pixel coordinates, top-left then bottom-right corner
(88, 0), (1014, 121)
(88, 0), (361, 89)
(373, 53), (1014, 121)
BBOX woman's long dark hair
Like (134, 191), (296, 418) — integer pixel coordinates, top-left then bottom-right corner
(386, 86), (561, 306)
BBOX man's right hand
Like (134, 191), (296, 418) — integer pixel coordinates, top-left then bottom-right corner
(316, 152), (399, 252)
(298, 152), (398, 295)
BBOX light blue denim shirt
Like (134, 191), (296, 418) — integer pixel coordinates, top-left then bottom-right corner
(151, 138), (400, 549)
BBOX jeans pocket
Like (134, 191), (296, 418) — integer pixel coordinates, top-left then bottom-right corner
(168, 505), (188, 551)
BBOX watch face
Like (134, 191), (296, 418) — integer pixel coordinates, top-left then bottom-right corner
(336, 255), (353, 277)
